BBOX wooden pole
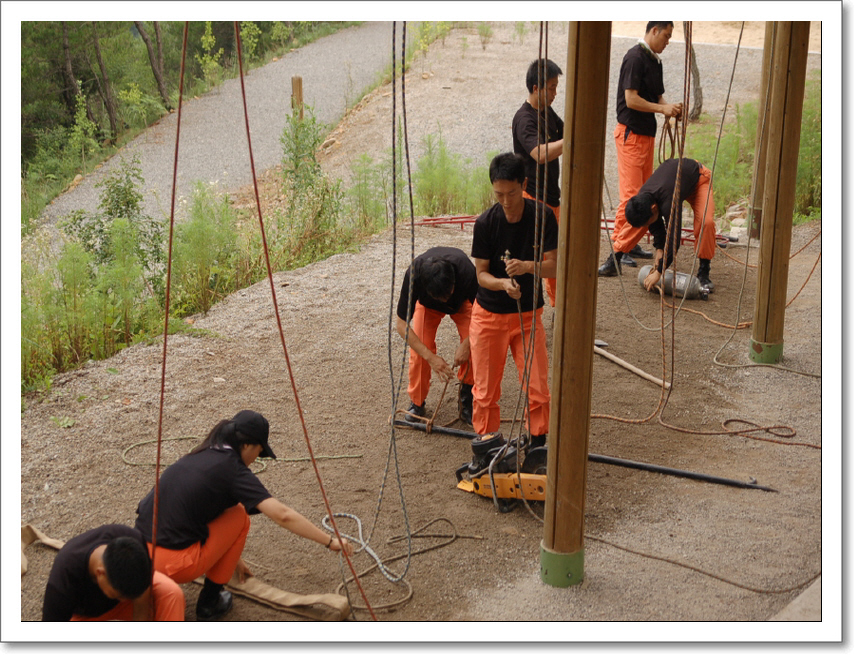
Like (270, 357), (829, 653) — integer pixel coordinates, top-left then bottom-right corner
(291, 75), (303, 119)
(748, 22), (776, 241)
(540, 21), (611, 588)
(749, 22), (810, 364)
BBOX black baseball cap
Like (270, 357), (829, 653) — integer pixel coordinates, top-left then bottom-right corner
(231, 410), (277, 459)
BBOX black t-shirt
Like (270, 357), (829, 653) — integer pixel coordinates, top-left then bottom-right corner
(471, 198), (558, 314)
(512, 102), (564, 207)
(43, 524), (149, 621)
(640, 158), (701, 269)
(396, 247), (478, 322)
(135, 447), (272, 550)
(616, 43), (665, 137)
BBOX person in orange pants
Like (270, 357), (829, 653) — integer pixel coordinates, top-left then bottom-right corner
(599, 21), (682, 277)
(396, 247), (478, 425)
(469, 153), (558, 446)
(512, 58), (563, 306)
(42, 524), (184, 621)
(625, 158), (717, 293)
(135, 410), (354, 621)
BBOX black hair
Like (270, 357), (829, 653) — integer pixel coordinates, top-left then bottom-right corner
(489, 152), (526, 185)
(646, 22), (674, 33)
(525, 58), (563, 93)
(190, 420), (259, 455)
(102, 537), (151, 600)
(418, 256), (456, 301)
(625, 192), (656, 227)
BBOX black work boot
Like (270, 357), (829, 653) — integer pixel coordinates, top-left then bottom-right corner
(697, 259), (715, 293)
(196, 579), (233, 621)
(404, 401), (426, 423)
(459, 383), (473, 425)
(598, 253), (621, 277)
(629, 243), (653, 259)
(620, 252), (638, 267)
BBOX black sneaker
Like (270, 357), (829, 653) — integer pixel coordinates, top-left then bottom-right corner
(598, 253), (620, 277)
(459, 384), (473, 425)
(196, 589), (233, 621)
(629, 244), (654, 259)
(620, 253), (638, 267)
(404, 401), (426, 423)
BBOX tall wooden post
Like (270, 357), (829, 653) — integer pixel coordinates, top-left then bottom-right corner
(748, 22), (776, 240)
(291, 75), (304, 119)
(541, 21), (611, 588)
(749, 22), (810, 364)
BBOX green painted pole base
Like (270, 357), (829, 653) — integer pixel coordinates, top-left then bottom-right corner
(540, 540), (584, 588)
(748, 338), (784, 364)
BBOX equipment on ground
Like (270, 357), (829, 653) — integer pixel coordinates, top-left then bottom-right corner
(638, 264), (709, 300)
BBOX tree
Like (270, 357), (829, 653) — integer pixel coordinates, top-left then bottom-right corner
(89, 22), (119, 139)
(134, 21), (172, 110)
(684, 22), (703, 120)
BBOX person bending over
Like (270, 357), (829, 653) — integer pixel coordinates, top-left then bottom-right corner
(397, 247), (478, 425)
(625, 157), (717, 293)
(135, 410), (353, 622)
(42, 524), (184, 621)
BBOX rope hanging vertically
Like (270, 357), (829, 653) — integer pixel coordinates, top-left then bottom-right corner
(232, 22), (375, 620)
(150, 20), (189, 615)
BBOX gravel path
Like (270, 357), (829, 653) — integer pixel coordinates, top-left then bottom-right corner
(38, 21), (393, 225)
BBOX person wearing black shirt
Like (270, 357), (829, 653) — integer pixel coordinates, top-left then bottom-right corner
(42, 524), (184, 621)
(396, 247), (478, 425)
(512, 57), (563, 306)
(135, 410), (353, 621)
(599, 21), (682, 277)
(469, 153), (558, 444)
(624, 158), (717, 292)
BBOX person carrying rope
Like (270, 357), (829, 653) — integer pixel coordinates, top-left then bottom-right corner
(512, 57), (563, 307)
(397, 247), (478, 426)
(42, 524), (185, 621)
(469, 153), (558, 447)
(134, 410), (354, 622)
(599, 21), (682, 277)
(626, 157), (717, 293)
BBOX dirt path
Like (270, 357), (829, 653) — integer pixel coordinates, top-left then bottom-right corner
(17, 22), (824, 634)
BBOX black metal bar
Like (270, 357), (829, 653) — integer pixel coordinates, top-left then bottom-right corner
(395, 420), (777, 492)
(588, 453), (777, 492)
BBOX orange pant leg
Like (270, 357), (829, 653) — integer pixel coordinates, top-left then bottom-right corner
(522, 191), (559, 307)
(469, 303), (510, 435)
(611, 125), (655, 254)
(150, 503), (251, 586)
(406, 302), (445, 406)
(70, 572), (185, 621)
(508, 308), (550, 436)
(449, 300), (475, 386)
(687, 165), (717, 261)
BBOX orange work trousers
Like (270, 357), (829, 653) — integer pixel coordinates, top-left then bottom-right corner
(148, 503), (251, 586)
(684, 164), (717, 260)
(70, 571), (185, 621)
(469, 302), (550, 436)
(611, 124), (655, 254)
(408, 300), (475, 406)
(522, 190), (559, 307)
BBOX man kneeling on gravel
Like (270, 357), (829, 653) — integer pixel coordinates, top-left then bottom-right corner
(397, 247), (478, 426)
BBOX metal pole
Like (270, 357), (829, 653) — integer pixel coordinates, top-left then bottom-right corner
(749, 22), (810, 363)
(541, 21), (611, 588)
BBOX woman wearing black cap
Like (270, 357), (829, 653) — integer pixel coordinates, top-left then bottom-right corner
(135, 410), (353, 621)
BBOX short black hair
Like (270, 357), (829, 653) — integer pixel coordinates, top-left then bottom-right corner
(489, 153), (526, 185)
(418, 256), (456, 301)
(625, 192), (656, 227)
(525, 58), (563, 93)
(646, 22), (674, 33)
(103, 537), (151, 599)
